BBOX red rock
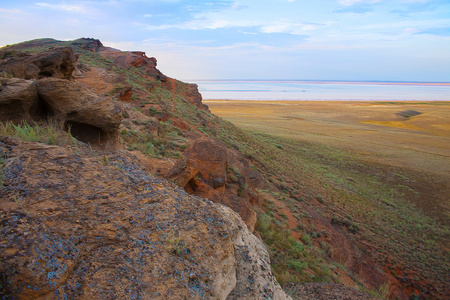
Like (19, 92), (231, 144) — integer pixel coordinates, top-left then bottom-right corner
(168, 137), (257, 231)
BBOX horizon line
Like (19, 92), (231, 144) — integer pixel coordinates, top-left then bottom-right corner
(183, 79), (450, 84)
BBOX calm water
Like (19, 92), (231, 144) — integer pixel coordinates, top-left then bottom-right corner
(187, 80), (450, 101)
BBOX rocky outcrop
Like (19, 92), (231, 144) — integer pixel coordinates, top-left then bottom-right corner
(0, 47), (77, 80)
(184, 82), (209, 111)
(168, 138), (257, 231)
(35, 78), (122, 148)
(0, 137), (290, 300)
(70, 38), (104, 52)
(163, 78), (210, 111)
(0, 46), (123, 149)
(100, 49), (167, 82)
(0, 78), (38, 121)
(0, 77), (122, 149)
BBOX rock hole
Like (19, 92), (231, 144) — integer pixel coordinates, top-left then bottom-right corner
(38, 71), (53, 78)
(184, 178), (198, 194)
(31, 96), (54, 120)
(64, 121), (106, 147)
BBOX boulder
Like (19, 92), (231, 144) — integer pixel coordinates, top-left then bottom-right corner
(0, 138), (290, 300)
(35, 78), (122, 149)
(168, 138), (257, 231)
(0, 78), (38, 121)
(0, 47), (77, 80)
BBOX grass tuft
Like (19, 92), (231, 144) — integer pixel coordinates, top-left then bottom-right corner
(0, 121), (78, 146)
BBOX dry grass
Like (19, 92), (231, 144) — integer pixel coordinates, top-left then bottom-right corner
(206, 100), (450, 177)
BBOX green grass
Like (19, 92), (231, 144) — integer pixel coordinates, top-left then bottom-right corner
(255, 208), (337, 286)
(0, 121), (78, 147)
(216, 125), (448, 293)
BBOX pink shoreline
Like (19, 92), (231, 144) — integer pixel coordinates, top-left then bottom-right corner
(193, 80), (450, 86)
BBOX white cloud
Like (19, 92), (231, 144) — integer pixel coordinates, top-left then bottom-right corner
(0, 7), (22, 14)
(138, 18), (257, 31)
(35, 2), (85, 13)
(339, 0), (433, 5)
(260, 20), (322, 34)
(338, 0), (382, 6)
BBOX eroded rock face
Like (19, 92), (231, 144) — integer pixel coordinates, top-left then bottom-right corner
(168, 138), (257, 231)
(0, 47), (77, 80)
(163, 78), (210, 111)
(100, 49), (167, 82)
(0, 77), (122, 149)
(0, 78), (38, 121)
(0, 138), (290, 300)
(35, 78), (122, 149)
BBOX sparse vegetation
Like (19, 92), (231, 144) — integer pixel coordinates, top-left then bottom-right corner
(208, 100), (450, 297)
(255, 208), (337, 286)
(0, 121), (78, 146)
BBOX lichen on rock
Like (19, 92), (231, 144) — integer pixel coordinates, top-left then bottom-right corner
(0, 137), (290, 299)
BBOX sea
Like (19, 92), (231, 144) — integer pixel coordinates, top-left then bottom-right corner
(185, 80), (450, 101)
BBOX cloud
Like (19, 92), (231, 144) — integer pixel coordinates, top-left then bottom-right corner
(415, 27), (450, 36)
(390, 0), (446, 15)
(334, 4), (374, 13)
(260, 20), (323, 34)
(338, 0), (382, 6)
(138, 18), (257, 31)
(0, 7), (22, 14)
(35, 2), (85, 13)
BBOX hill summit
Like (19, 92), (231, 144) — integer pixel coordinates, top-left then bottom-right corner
(0, 38), (292, 299)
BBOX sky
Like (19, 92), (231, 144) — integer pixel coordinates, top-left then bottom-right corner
(0, 0), (449, 81)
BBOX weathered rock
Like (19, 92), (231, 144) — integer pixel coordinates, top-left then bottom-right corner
(35, 78), (122, 148)
(117, 84), (133, 102)
(185, 83), (209, 111)
(178, 137), (228, 190)
(0, 47), (77, 80)
(100, 49), (167, 82)
(163, 78), (209, 111)
(168, 138), (257, 231)
(0, 138), (290, 300)
(0, 78), (38, 121)
(70, 38), (104, 52)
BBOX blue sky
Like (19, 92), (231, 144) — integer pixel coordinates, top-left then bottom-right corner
(0, 0), (449, 81)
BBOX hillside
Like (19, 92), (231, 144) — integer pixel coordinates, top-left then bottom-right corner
(0, 38), (446, 299)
